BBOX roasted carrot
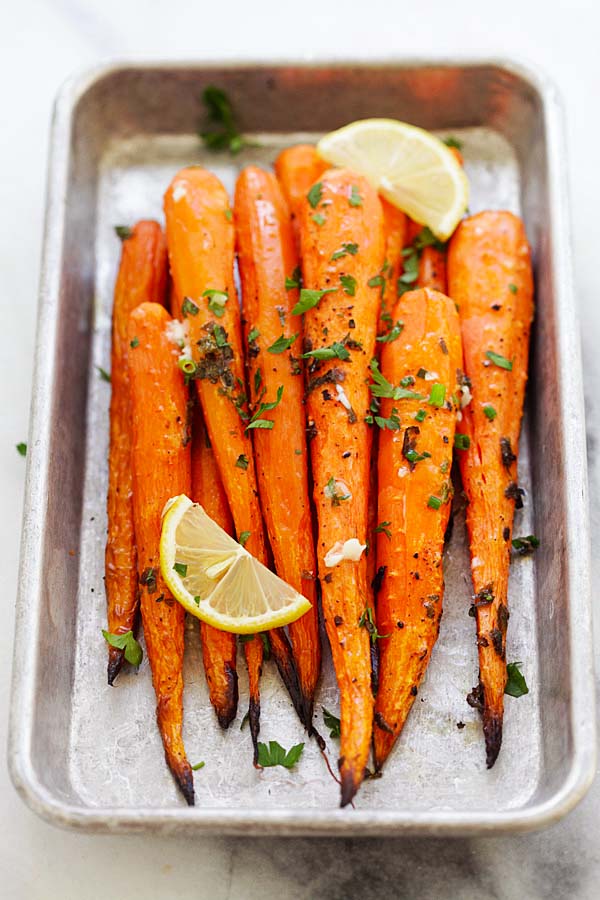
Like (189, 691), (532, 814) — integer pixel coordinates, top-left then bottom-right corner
(164, 167), (300, 763)
(373, 288), (462, 770)
(274, 144), (327, 246)
(127, 301), (193, 805)
(234, 165), (321, 731)
(104, 221), (167, 685)
(299, 169), (384, 805)
(447, 211), (534, 767)
(190, 403), (239, 728)
(378, 200), (407, 335)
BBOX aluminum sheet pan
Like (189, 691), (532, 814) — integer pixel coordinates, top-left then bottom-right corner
(8, 60), (596, 836)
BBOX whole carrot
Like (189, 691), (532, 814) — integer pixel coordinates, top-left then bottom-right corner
(234, 165), (321, 731)
(274, 144), (327, 246)
(299, 168), (384, 805)
(190, 403), (239, 728)
(378, 200), (407, 335)
(373, 288), (462, 770)
(104, 221), (167, 685)
(164, 167), (300, 763)
(447, 210), (534, 767)
(128, 302), (193, 805)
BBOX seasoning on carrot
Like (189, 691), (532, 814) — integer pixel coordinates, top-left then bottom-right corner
(373, 288), (462, 771)
(299, 168), (385, 806)
(447, 210), (534, 767)
(234, 165), (321, 732)
(127, 302), (194, 804)
(104, 221), (167, 685)
(190, 402), (239, 728)
(274, 144), (327, 247)
(163, 167), (302, 764)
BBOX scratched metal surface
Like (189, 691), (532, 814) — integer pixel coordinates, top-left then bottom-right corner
(9, 62), (595, 835)
(69, 127), (539, 811)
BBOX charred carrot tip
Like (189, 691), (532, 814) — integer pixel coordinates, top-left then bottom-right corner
(215, 662), (239, 730)
(107, 646), (125, 686)
(483, 711), (503, 769)
(249, 697), (261, 768)
(172, 762), (195, 806)
(340, 768), (360, 808)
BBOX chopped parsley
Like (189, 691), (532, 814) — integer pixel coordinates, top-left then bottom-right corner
(257, 740), (305, 769)
(246, 384), (284, 431)
(312, 213), (326, 226)
(16, 442), (27, 457)
(191, 761), (206, 771)
(358, 606), (389, 644)
(368, 274), (386, 297)
(302, 341), (350, 362)
(224, 209), (233, 222)
(203, 289), (229, 318)
(129, 336), (139, 349)
(404, 448), (431, 465)
(102, 629), (143, 667)
(235, 454), (249, 470)
(369, 359), (423, 400)
(173, 562), (188, 578)
(322, 707), (341, 739)
(307, 182), (323, 208)
(415, 409), (427, 423)
(247, 327), (260, 344)
(454, 433), (471, 450)
(505, 662), (529, 698)
(331, 242), (359, 261)
(486, 350), (513, 371)
(114, 225), (132, 241)
(267, 333), (298, 354)
(199, 85), (248, 154)
(365, 408), (401, 431)
(182, 297), (200, 318)
(325, 476), (350, 506)
(512, 535), (540, 555)
(349, 185), (363, 207)
(238, 531), (251, 547)
(483, 405), (497, 420)
(291, 288), (336, 315)
(285, 267), (302, 290)
(374, 521), (392, 539)
(340, 274), (357, 296)
(427, 495), (442, 510)
(376, 320), (404, 343)
(508, 283), (518, 294)
(443, 136), (463, 150)
(96, 366), (111, 383)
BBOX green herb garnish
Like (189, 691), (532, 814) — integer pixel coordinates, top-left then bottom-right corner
(246, 384), (284, 431)
(268, 333), (298, 354)
(102, 629), (143, 667)
(96, 366), (111, 383)
(203, 289), (229, 318)
(285, 267), (302, 290)
(191, 761), (206, 771)
(415, 409), (427, 423)
(358, 606), (389, 644)
(505, 661), (529, 698)
(173, 562), (188, 577)
(443, 136), (463, 150)
(483, 405), (497, 420)
(200, 85), (247, 154)
(512, 535), (540, 555)
(428, 383), (446, 407)
(302, 341), (350, 362)
(312, 213), (326, 226)
(427, 495), (442, 510)
(257, 740), (305, 769)
(247, 327), (260, 344)
(129, 337), (139, 349)
(322, 707), (341, 739)
(291, 288), (336, 316)
(374, 521), (392, 539)
(16, 442), (27, 457)
(236, 454), (249, 470)
(182, 297), (199, 318)
(486, 350), (513, 371)
(238, 531), (251, 547)
(508, 283), (518, 294)
(114, 225), (132, 241)
(369, 359), (423, 400)
(307, 182), (323, 208)
(454, 433), (471, 450)
(376, 320), (404, 343)
(349, 185), (362, 207)
(331, 242), (359, 261)
(340, 274), (357, 296)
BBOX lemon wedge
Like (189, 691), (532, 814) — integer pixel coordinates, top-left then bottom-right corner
(317, 118), (469, 240)
(160, 495), (311, 633)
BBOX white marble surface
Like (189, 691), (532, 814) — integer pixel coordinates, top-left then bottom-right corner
(2, 1), (600, 897)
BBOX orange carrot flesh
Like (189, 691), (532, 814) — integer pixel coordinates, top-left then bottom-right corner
(274, 144), (328, 246)
(190, 403), (239, 729)
(373, 288), (462, 770)
(417, 246), (447, 292)
(164, 167), (265, 761)
(234, 165), (321, 729)
(447, 211), (534, 767)
(299, 169), (385, 805)
(105, 221), (167, 685)
(378, 199), (407, 335)
(127, 302), (193, 805)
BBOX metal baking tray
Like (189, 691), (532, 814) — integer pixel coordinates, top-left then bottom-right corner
(8, 60), (596, 836)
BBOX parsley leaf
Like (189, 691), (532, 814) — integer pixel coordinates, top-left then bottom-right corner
(247, 327), (260, 344)
(173, 563), (188, 577)
(16, 442), (27, 457)
(486, 350), (513, 371)
(508, 283), (518, 294)
(114, 225), (132, 241)
(182, 297), (200, 318)
(267, 333), (298, 354)
(200, 85), (248, 154)
(246, 385), (284, 431)
(443, 136), (463, 150)
(312, 212), (326, 226)
(349, 185), (362, 207)
(302, 341), (350, 362)
(512, 535), (540, 555)
(376, 320), (404, 343)
(236, 454), (249, 470)
(96, 366), (111, 383)
(322, 707), (341, 739)
(130, 336), (139, 349)
(102, 629), (143, 667)
(257, 740), (305, 769)
(358, 606), (389, 644)
(454, 433), (471, 450)
(291, 288), (335, 316)
(483, 405), (497, 420)
(238, 531), (251, 546)
(374, 521), (392, 539)
(285, 266), (302, 290)
(369, 359), (423, 400)
(340, 274), (357, 296)
(331, 242), (359, 261)
(307, 182), (323, 208)
(505, 661), (529, 698)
